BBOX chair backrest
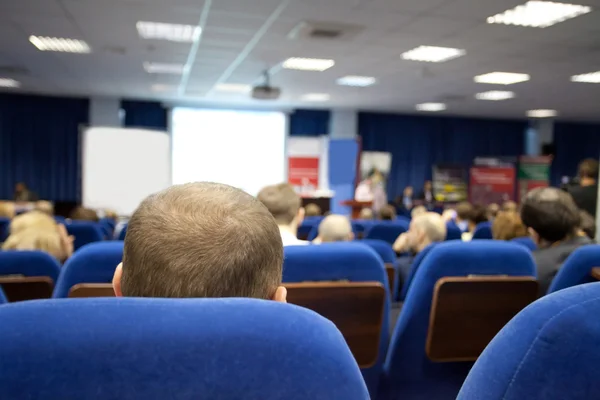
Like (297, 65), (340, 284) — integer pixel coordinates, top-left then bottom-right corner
(360, 239), (396, 263)
(548, 245), (600, 294)
(0, 217), (9, 242)
(0, 298), (369, 400)
(511, 236), (537, 251)
(445, 224), (462, 241)
(458, 282), (600, 400)
(399, 243), (437, 301)
(66, 221), (104, 250)
(117, 224), (128, 240)
(384, 241), (536, 398)
(0, 251), (61, 282)
(472, 222), (493, 240)
(53, 241), (124, 298)
(365, 221), (408, 244)
(0, 287), (6, 304)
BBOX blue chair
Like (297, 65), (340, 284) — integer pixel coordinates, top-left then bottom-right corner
(445, 223), (462, 241)
(511, 236), (536, 251)
(284, 242), (389, 398)
(66, 221), (104, 250)
(361, 239), (399, 296)
(472, 222), (493, 240)
(0, 251), (61, 283)
(53, 242), (124, 298)
(458, 282), (600, 400)
(365, 222), (408, 245)
(99, 217), (116, 231)
(382, 241), (537, 399)
(0, 217), (9, 242)
(117, 224), (128, 240)
(54, 216), (66, 224)
(398, 243), (437, 302)
(0, 287), (7, 304)
(548, 245), (600, 294)
(0, 298), (369, 400)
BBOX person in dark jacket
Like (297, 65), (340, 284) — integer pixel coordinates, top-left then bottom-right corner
(569, 158), (598, 217)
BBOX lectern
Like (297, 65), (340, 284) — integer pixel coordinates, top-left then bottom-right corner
(341, 200), (373, 219)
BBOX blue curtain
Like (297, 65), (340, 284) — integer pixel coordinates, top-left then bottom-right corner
(0, 93), (89, 201)
(359, 112), (527, 199)
(552, 122), (600, 185)
(121, 100), (167, 131)
(289, 109), (330, 136)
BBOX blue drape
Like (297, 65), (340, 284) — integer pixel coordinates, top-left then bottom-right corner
(359, 112), (527, 199)
(121, 100), (167, 131)
(0, 93), (89, 201)
(289, 109), (330, 137)
(552, 122), (600, 186)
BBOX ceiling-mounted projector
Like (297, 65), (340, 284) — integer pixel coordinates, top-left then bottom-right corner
(252, 70), (281, 100)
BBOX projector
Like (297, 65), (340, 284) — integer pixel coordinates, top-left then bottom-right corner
(251, 84), (281, 100)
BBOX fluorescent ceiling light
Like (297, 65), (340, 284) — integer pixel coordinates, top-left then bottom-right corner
(571, 71), (600, 83)
(487, 1), (591, 28)
(527, 109), (558, 118)
(474, 72), (530, 85)
(336, 76), (376, 87)
(301, 93), (330, 102)
(29, 35), (91, 53)
(0, 78), (20, 88)
(136, 21), (201, 42)
(215, 83), (252, 93)
(476, 90), (515, 100)
(416, 102), (446, 112)
(143, 62), (186, 74)
(283, 58), (335, 71)
(401, 46), (465, 63)
(151, 84), (174, 92)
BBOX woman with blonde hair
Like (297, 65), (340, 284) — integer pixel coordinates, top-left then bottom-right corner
(0, 202), (15, 219)
(492, 211), (528, 241)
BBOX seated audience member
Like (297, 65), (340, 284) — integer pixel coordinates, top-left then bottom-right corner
(10, 210), (57, 234)
(569, 158), (599, 218)
(462, 205), (488, 241)
(455, 202), (473, 232)
(112, 182), (286, 302)
(487, 203), (500, 220)
(70, 206), (99, 222)
(0, 201), (15, 219)
(104, 209), (119, 221)
(401, 186), (414, 210)
(502, 200), (518, 212)
(304, 203), (322, 218)
(411, 205), (427, 219)
(520, 187), (592, 295)
(419, 180), (434, 203)
(13, 182), (38, 202)
(258, 183), (307, 246)
(379, 204), (397, 221)
(35, 200), (54, 215)
(441, 208), (457, 223)
(492, 211), (528, 241)
(313, 215), (354, 244)
(393, 212), (447, 278)
(578, 210), (596, 240)
(358, 207), (374, 220)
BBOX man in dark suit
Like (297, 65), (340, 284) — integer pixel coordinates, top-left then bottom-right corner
(418, 180), (434, 205)
(569, 159), (598, 218)
(13, 182), (38, 202)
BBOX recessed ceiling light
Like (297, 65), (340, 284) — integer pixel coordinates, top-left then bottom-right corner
(29, 35), (91, 53)
(401, 46), (465, 63)
(487, 1), (591, 28)
(143, 62), (187, 74)
(283, 58), (335, 71)
(474, 72), (530, 85)
(0, 78), (20, 88)
(151, 84), (175, 92)
(476, 91), (515, 101)
(527, 109), (558, 118)
(215, 83), (252, 93)
(571, 71), (600, 83)
(336, 76), (377, 87)
(136, 21), (201, 42)
(416, 102), (446, 112)
(301, 93), (330, 102)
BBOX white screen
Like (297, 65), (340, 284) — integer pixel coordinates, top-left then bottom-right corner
(171, 108), (286, 195)
(82, 127), (171, 216)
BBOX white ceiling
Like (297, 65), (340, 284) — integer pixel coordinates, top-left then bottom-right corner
(2, 0), (600, 120)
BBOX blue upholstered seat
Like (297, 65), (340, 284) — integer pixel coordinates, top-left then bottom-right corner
(117, 223), (128, 240)
(53, 241), (124, 298)
(0, 217), (9, 242)
(398, 243), (437, 302)
(0, 288), (6, 304)
(283, 242), (390, 398)
(0, 251), (61, 282)
(458, 282), (600, 400)
(472, 221), (493, 240)
(511, 236), (537, 251)
(548, 245), (600, 294)
(382, 241), (537, 399)
(66, 221), (104, 250)
(361, 239), (396, 264)
(0, 298), (369, 400)
(445, 223), (462, 241)
(365, 221), (409, 245)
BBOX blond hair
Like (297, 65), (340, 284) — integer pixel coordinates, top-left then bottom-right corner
(70, 207), (99, 222)
(413, 212), (447, 243)
(359, 208), (374, 220)
(10, 211), (57, 235)
(35, 200), (54, 215)
(492, 211), (528, 241)
(2, 228), (66, 262)
(0, 202), (15, 219)
(411, 205), (427, 218)
(305, 203), (322, 217)
(318, 215), (353, 243)
(257, 183), (301, 225)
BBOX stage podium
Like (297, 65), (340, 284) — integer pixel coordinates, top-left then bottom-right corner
(341, 200), (373, 219)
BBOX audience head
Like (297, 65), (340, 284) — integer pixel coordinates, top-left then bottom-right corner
(502, 201), (518, 213)
(455, 202), (473, 222)
(578, 158), (599, 185)
(35, 200), (54, 216)
(424, 180), (433, 191)
(10, 211), (57, 235)
(304, 203), (322, 218)
(487, 203), (500, 220)
(492, 211), (528, 241)
(468, 205), (489, 230)
(379, 204), (396, 221)
(411, 205), (427, 219)
(14, 182), (27, 194)
(403, 186), (414, 197)
(2, 228), (64, 261)
(406, 212), (447, 253)
(358, 207), (374, 220)
(520, 187), (581, 246)
(579, 210), (596, 240)
(104, 209), (119, 221)
(114, 182), (286, 302)
(257, 183), (304, 230)
(0, 201), (15, 219)
(70, 207), (99, 222)
(316, 215), (354, 243)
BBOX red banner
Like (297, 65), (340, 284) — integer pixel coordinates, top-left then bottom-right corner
(288, 157), (319, 195)
(469, 166), (516, 205)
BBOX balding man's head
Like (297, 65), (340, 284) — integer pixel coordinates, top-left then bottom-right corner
(317, 215), (354, 243)
(114, 182), (285, 301)
(409, 212), (447, 252)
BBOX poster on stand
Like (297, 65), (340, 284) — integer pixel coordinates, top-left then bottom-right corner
(288, 157), (319, 196)
(518, 156), (551, 200)
(432, 165), (468, 202)
(469, 165), (516, 205)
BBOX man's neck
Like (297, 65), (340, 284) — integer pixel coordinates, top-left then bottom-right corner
(278, 224), (297, 236)
(581, 178), (596, 187)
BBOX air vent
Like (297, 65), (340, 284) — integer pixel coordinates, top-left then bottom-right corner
(310, 29), (343, 39)
(288, 21), (364, 41)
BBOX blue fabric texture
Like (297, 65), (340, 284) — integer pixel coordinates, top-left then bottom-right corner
(283, 242), (390, 398)
(383, 241), (536, 399)
(445, 224), (462, 241)
(121, 100), (167, 131)
(458, 282), (600, 400)
(53, 241), (124, 298)
(289, 109), (330, 137)
(0, 217), (9, 242)
(0, 251), (61, 283)
(66, 222), (104, 250)
(0, 287), (6, 304)
(365, 222), (409, 244)
(472, 222), (493, 240)
(361, 239), (397, 264)
(511, 236), (537, 251)
(548, 245), (600, 294)
(0, 297), (369, 400)
(398, 243), (437, 302)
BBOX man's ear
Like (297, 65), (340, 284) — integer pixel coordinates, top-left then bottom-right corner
(297, 207), (305, 225)
(273, 286), (287, 303)
(112, 263), (123, 297)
